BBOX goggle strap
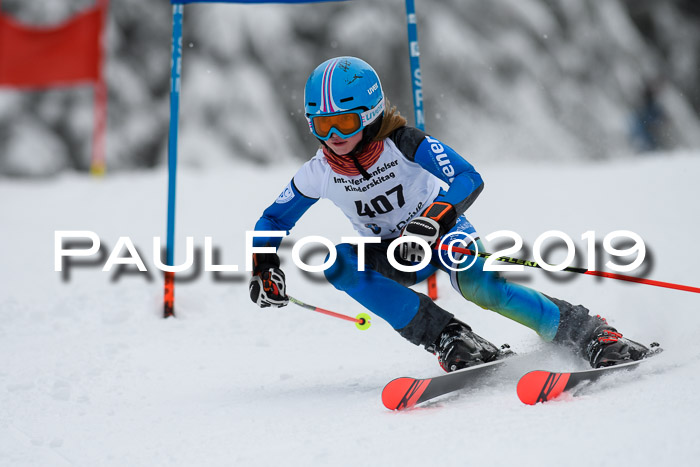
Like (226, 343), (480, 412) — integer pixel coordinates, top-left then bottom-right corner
(360, 98), (385, 126)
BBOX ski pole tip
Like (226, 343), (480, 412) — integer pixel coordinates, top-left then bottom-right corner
(355, 313), (372, 330)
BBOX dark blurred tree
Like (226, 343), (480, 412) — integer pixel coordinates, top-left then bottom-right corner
(1, 0), (699, 176)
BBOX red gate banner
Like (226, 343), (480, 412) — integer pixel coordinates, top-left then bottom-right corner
(0, 1), (107, 173)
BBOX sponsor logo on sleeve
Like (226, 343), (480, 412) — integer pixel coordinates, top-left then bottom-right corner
(425, 136), (455, 183)
(276, 183), (295, 204)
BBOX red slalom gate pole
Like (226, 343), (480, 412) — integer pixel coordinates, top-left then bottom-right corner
(437, 243), (700, 295)
(427, 274), (438, 300)
(288, 296), (372, 330)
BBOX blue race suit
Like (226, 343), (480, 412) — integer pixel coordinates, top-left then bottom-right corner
(253, 127), (593, 350)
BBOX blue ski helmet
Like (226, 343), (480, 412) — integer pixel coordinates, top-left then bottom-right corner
(304, 57), (385, 141)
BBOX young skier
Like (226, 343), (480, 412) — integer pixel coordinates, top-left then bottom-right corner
(249, 56), (650, 372)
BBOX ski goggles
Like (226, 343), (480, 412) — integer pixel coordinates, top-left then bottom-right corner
(307, 99), (385, 141)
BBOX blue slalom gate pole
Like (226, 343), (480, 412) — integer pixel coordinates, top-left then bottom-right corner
(164, 1), (352, 320)
(405, 0), (437, 298)
(164, 4), (184, 318)
(405, 0), (425, 132)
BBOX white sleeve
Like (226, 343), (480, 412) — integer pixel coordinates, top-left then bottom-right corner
(292, 152), (328, 199)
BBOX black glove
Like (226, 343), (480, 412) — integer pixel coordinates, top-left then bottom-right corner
(400, 201), (457, 262)
(249, 253), (289, 308)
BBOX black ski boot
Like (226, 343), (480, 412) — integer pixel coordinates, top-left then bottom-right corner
(548, 296), (651, 368)
(586, 321), (650, 368)
(428, 318), (502, 372)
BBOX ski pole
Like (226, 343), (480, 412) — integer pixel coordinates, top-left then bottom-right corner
(288, 296), (372, 330)
(437, 243), (700, 294)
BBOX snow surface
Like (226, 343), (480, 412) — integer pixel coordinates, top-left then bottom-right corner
(2, 152), (700, 466)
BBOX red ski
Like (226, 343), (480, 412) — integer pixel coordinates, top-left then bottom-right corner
(382, 359), (506, 410)
(517, 354), (660, 405)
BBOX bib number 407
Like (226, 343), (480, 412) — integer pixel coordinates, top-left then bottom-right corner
(355, 185), (405, 218)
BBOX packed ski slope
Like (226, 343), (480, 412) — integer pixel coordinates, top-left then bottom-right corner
(1, 152), (699, 466)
